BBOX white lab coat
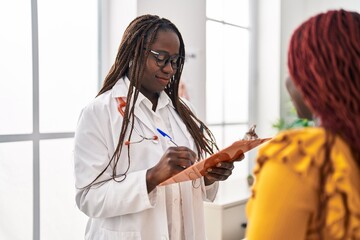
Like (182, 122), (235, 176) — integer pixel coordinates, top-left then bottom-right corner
(74, 77), (218, 240)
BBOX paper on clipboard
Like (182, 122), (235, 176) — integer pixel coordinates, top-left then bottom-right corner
(159, 137), (271, 186)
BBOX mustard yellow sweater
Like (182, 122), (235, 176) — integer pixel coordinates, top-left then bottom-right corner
(246, 128), (360, 240)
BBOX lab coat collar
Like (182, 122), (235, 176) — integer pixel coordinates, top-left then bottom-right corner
(157, 91), (174, 110)
(110, 76), (130, 98)
(111, 76), (173, 109)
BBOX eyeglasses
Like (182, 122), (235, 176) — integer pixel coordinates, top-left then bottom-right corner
(150, 50), (184, 70)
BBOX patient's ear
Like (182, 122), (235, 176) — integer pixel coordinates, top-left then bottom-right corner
(285, 77), (313, 120)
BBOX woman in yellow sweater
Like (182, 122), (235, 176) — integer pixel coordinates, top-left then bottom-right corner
(246, 9), (360, 239)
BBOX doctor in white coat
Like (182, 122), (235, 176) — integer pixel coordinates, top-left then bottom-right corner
(74, 14), (241, 240)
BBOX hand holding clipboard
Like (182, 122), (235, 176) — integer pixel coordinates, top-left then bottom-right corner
(159, 125), (271, 186)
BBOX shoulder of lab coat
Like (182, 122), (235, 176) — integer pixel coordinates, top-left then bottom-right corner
(73, 80), (157, 218)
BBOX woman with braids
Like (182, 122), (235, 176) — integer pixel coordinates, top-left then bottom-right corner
(246, 9), (360, 239)
(74, 14), (240, 239)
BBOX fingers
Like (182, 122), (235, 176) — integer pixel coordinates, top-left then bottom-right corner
(175, 155), (196, 169)
(165, 146), (197, 169)
(214, 161), (235, 170)
(172, 146), (197, 160)
(205, 161), (235, 182)
(177, 160), (192, 170)
(207, 163), (233, 176)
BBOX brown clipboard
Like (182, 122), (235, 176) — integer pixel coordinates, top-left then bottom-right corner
(159, 137), (271, 186)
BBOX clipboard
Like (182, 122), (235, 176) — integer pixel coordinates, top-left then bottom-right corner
(159, 137), (271, 186)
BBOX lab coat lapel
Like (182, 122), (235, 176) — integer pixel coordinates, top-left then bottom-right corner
(111, 77), (157, 136)
(133, 105), (157, 136)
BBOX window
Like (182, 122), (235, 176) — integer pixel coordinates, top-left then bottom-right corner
(0, 0), (97, 239)
(206, 0), (253, 180)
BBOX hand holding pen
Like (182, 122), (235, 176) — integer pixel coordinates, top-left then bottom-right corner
(146, 145), (197, 192)
(156, 128), (198, 170)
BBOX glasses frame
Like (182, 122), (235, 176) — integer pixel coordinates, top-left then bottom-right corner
(149, 50), (184, 70)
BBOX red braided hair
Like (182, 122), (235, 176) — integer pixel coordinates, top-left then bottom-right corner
(288, 9), (360, 164)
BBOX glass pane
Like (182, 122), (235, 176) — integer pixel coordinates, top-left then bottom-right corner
(224, 0), (249, 27)
(38, 0), (98, 133)
(206, 0), (223, 21)
(0, 0), (32, 134)
(206, 21), (224, 124)
(207, 0), (249, 27)
(40, 138), (87, 240)
(224, 26), (249, 123)
(208, 125), (223, 149)
(0, 142), (33, 240)
(224, 124), (248, 146)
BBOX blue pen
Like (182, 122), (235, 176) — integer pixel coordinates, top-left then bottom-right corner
(156, 128), (178, 147)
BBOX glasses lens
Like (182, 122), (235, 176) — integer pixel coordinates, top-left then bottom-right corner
(169, 56), (181, 69)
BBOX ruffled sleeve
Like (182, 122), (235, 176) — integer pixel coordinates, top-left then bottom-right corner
(247, 127), (360, 239)
(324, 136), (360, 239)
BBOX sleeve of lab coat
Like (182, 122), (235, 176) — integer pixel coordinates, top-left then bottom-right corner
(73, 103), (156, 218)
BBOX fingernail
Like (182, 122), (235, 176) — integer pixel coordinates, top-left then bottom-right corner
(207, 168), (212, 172)
(216, 163), (221, 167)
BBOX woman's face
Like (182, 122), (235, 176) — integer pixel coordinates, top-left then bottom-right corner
(286, 77), (313, 120)
(140, 30), (180, 101)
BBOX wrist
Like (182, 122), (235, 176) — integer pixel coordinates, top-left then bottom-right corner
(146, 168), (157, 193)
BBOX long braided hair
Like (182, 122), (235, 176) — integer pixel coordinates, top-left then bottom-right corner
(86, 14), (217, 187)
(288, 9), (360, 236)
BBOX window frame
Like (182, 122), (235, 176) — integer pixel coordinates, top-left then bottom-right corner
(0, 0), (99, 239)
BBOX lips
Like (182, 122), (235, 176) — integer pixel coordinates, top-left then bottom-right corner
(156, 76), (170, 86)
